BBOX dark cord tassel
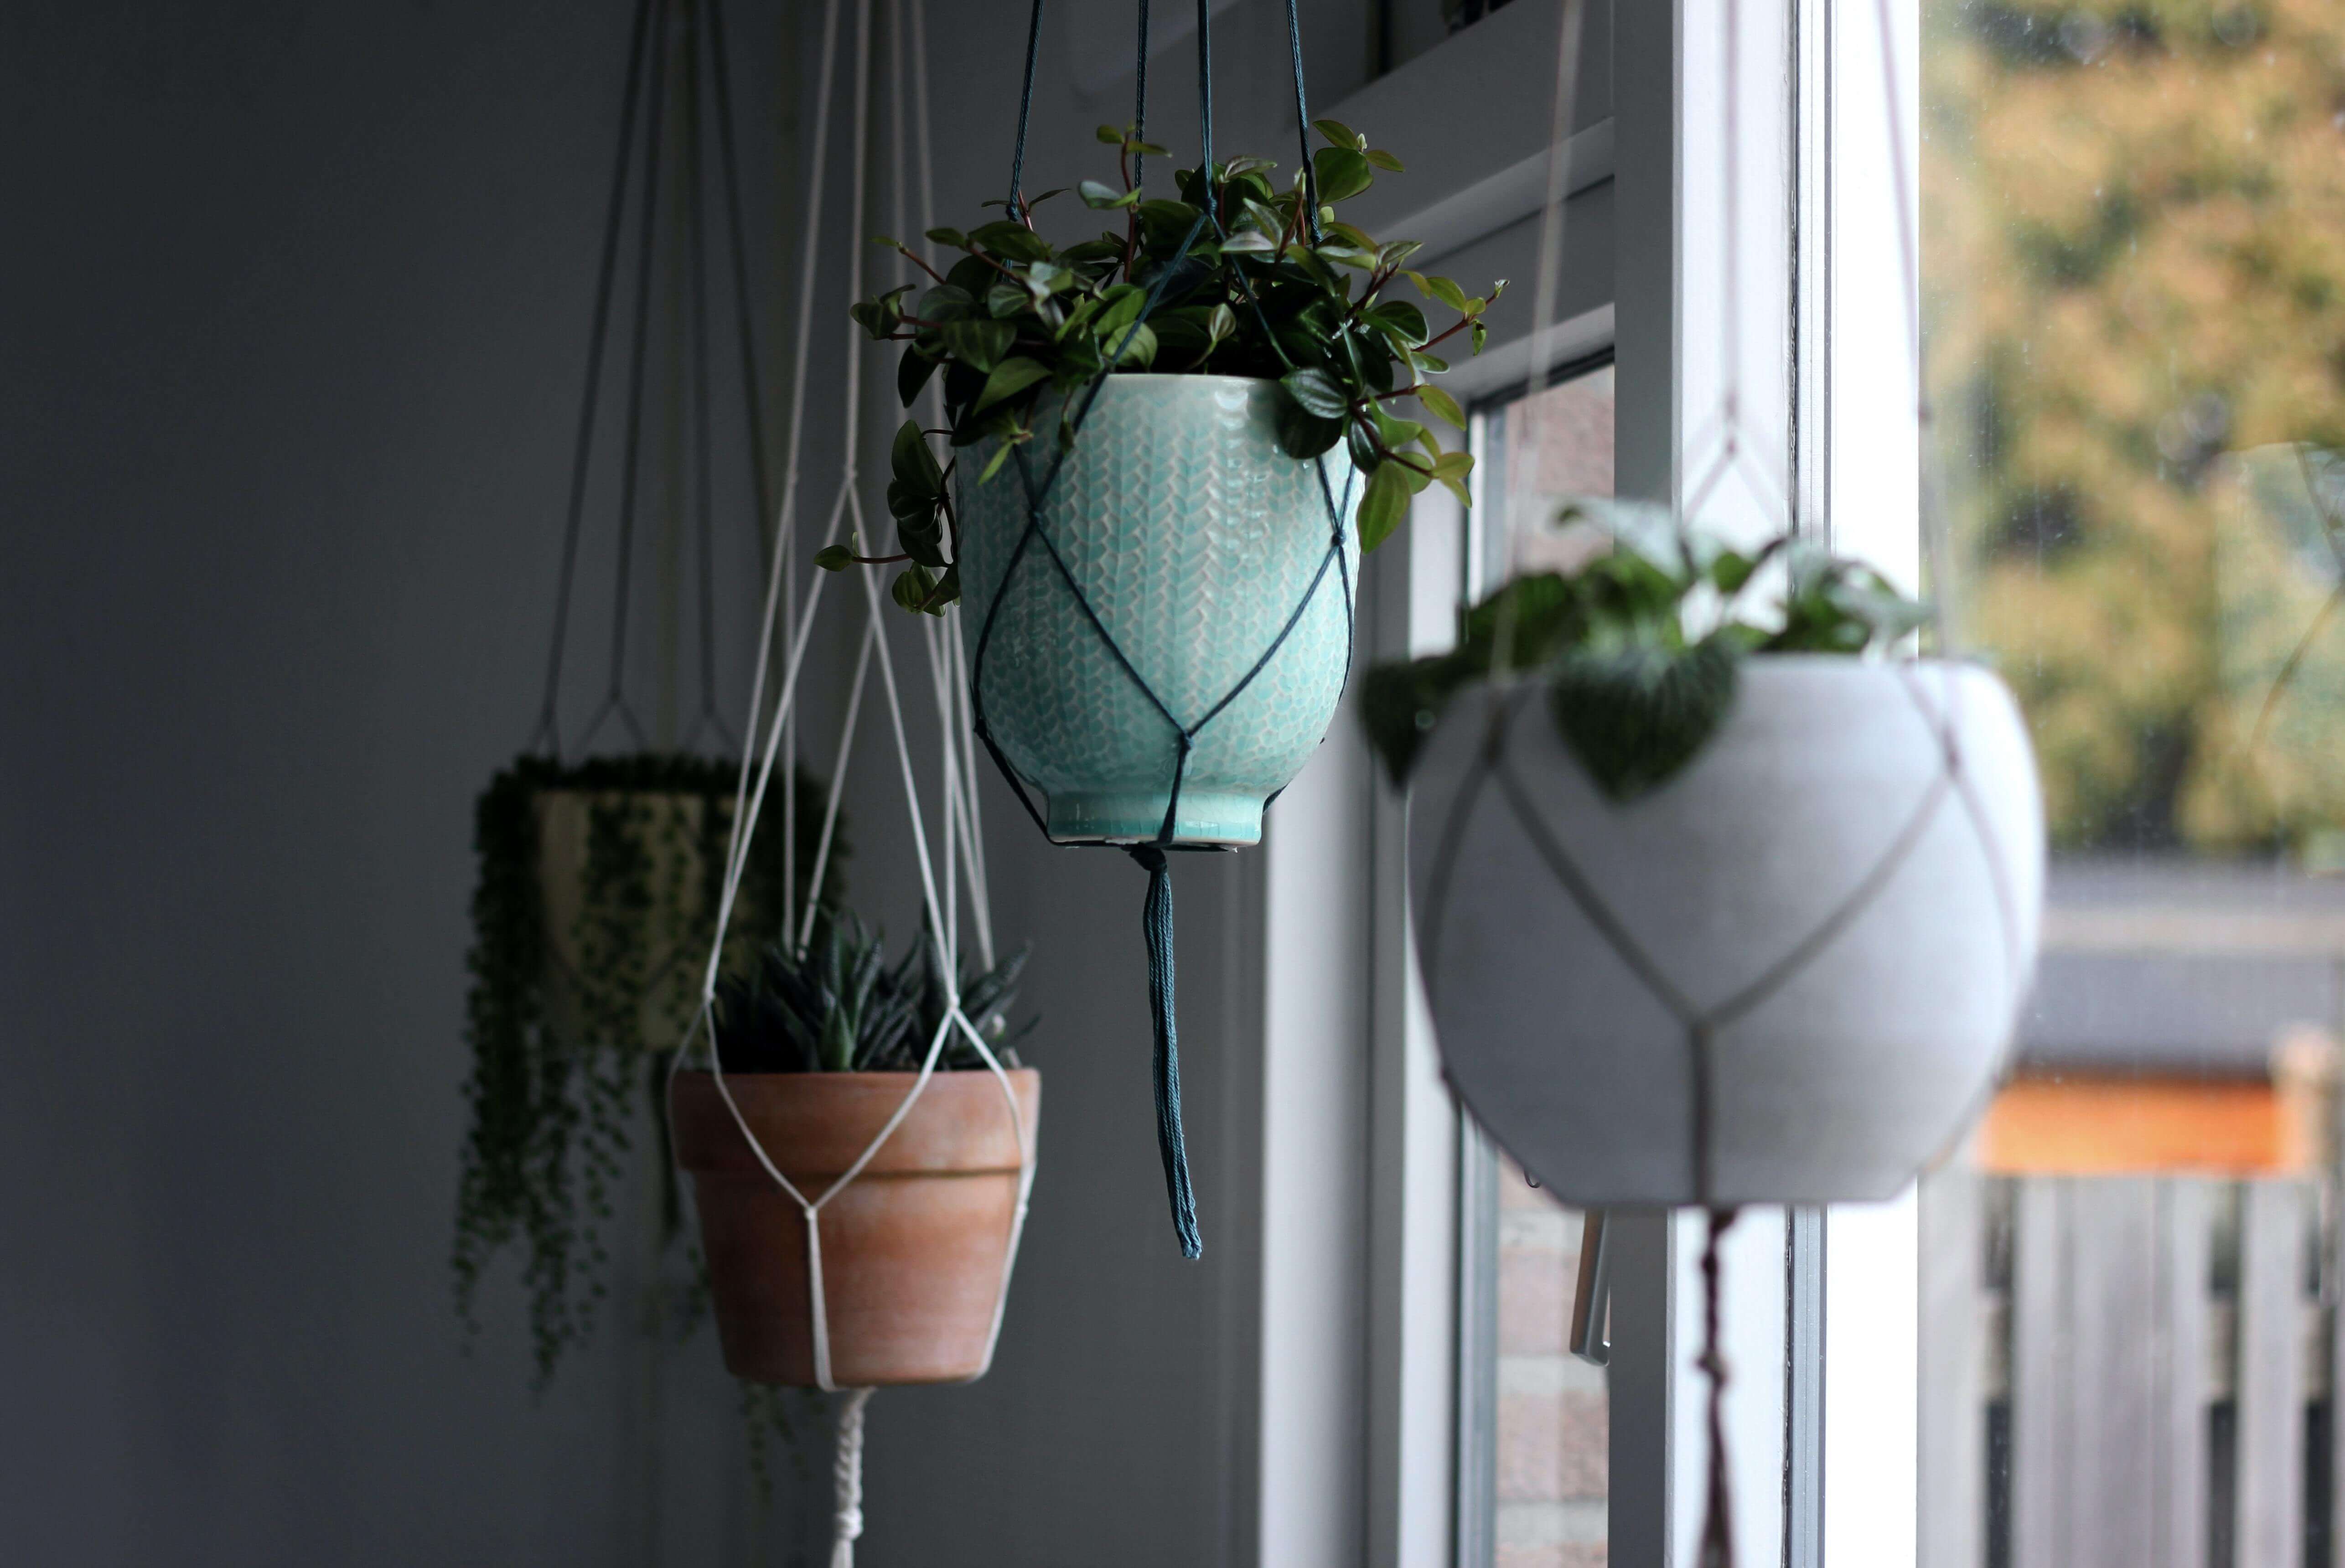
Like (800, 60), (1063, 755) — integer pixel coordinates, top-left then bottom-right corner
(1130, 846), (1201, 1258)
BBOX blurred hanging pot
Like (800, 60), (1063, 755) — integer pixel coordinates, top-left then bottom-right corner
(956, 376), (1359, 847)
(1408, 656), (2045, 1205)
(671, 1067), (1040, 1387)
(1371, 508), (2048, 1206)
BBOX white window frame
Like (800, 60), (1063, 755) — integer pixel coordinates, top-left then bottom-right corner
(1255, 0), (1925, 1564)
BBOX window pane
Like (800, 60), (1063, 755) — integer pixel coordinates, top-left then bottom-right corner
(1495, 1158), (1608, 1568)
(1923, 2), (2344, 1556)
(1463, 361), (1615, 1568)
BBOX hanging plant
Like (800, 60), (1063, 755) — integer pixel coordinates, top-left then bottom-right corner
(815, 111), (1501, 1261)
(672, 914), (1040, 1388)
(1377, 501), (2046, 1209)
(453, 750), (843, 1385)
(840, 118), (1501, 605)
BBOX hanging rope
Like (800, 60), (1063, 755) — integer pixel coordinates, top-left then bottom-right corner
(534, 0), (657, 758)
(655, 10), (1031, 1568)
(532, 0), (771, 762)
(1129, 845), (1198, 1254)
(828, 1386), (874, 1568)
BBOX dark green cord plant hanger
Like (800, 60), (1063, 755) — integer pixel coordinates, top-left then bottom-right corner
(841, 0), (1503, 1258)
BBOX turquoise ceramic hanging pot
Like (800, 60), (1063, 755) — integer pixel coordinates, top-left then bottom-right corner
(958, 374), (1359, 847)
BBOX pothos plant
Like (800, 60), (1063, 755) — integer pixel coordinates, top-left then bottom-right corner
(453, 752), (842, 1387)
(828, 119), (1506, 614)
(1362, 501), (1931, 798)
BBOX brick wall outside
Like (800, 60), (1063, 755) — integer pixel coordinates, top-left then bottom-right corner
(1493, 1157), (1606, 1568)
(1483, 364), (1614, 1568)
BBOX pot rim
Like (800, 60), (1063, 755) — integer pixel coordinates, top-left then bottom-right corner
(1071, 371), (1277, 389)
(672, 1066), (1040, 1085)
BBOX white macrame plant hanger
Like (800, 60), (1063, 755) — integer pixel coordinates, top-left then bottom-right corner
(661, 1), (1029, 1563)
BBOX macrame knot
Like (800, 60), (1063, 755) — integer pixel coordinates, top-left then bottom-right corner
(828, 1387), (873, 1568)
(1128, 844), (1201, 1258)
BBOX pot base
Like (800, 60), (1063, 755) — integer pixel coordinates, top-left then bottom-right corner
(1046, 788), (1263, 846)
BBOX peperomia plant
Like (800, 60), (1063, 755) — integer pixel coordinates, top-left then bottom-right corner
(1362, 501), (1930, 799)
(830, 120), (1505, 615)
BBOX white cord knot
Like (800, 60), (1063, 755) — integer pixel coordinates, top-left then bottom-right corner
(828, 1387), (874, 1568)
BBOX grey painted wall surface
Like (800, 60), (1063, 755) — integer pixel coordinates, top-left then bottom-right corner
(0, 2), (1373, 1565)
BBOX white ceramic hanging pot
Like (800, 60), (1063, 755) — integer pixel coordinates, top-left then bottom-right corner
(1408, 655), (2046, 1206)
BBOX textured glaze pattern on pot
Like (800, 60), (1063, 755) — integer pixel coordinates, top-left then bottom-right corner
(1408, 658), (2047, 1206)
(958, 375), (1359, 845)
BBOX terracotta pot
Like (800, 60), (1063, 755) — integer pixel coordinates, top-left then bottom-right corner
(671, 1067), (1040, 1387)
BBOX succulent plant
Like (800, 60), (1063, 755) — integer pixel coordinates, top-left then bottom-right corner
(713, 911), (1032, 1074)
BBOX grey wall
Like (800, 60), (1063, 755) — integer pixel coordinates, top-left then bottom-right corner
(0, 2), (1385, 1566)
(0, 2), (816, 1562)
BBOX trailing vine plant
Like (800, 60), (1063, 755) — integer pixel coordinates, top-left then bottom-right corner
(454, 752), (843, 1386)
(833, 119), (1506, 614)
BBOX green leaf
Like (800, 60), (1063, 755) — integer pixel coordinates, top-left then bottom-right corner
(978, 441), (1018, 484)
(1107, 321), (1158, 367)
(1079, 179), (1140, 210)
(1405, 270), (1470, 313)
(1219, 229), (1277, 254)
(1096, 124), (1125, 144)
(917, 564), (961, 615)
(1365, 148), (1405, 173)
(916, 283), (977, 320)
(1547, 637), (1740, 802)
(1357, 460), (1411, 553)
(890, 419), (943, 493)
(891, 564), (939, 614)
(941, 318), (1015, 373)
(973, 356), (1052, 414)
(925, 226), (969, 249)
(1370, 404), (1426, 453)
(1276, 402), (1346, 461)
(1280, 367), (1351, 420)
(1312, 118), (1362, 150)
(1429, 449), (1474, 507)
(1418, 385), (1466, 430)
(897, 347), (938, 407)
(968, 220), (1052, 263)
(813, 544), (854, 572)
(1366, 300), (1429, 347)
(1311, 145), (1376, 205)
(1359, 649), (1487, 787)
(1205, 302), (1237, 347)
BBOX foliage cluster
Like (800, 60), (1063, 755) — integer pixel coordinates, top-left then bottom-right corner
(1926, 0), (2345, 852)
(454, 752), (840, 1386)
(1364, 503), (1925, 798)
(713, 915), (1033, 1074)
(832, 119), (1504, 613)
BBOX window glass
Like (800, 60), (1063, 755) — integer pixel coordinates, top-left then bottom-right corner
(1462, 362), (1615, 1568)
(1923, 1), (2345, 1554)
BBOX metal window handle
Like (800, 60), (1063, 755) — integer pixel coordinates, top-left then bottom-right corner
(1569, 1209), (1611, 1366)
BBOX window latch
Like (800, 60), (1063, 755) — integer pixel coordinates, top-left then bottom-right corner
(1569, 1208), (1610, 1366)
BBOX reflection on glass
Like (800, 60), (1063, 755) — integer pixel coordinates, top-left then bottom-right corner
(1465, 364), (1615, 1568)
(1923, 1), (2345, 1558)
